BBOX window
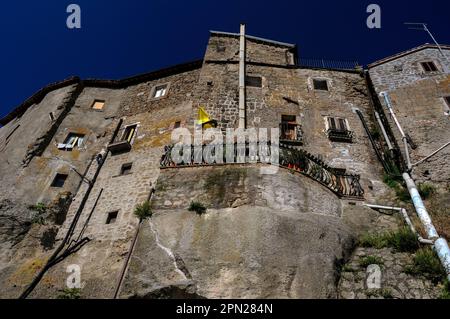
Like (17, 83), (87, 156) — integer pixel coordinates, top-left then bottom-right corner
(246, 76), (262, 88)
(106, 211), (118, 224)
(444, 96), (450, 108)
(327, 117), (348, 131)
(153, 84), (168, 98)
(313, 79), (329, 91)
(91, 100), (105, 110)
(174, 121), (181, 129)
(216, 44), (226, 52)
(326, 116), (353, 142)
(444, 96), (450, 115)
(421, 61), (438, 72)
(51, 173), (68, 188)
(280, 115), (302, 144)
(58, 133), (85, 151)
(120, 163), (132, 175)
(122, 125), (137, 143)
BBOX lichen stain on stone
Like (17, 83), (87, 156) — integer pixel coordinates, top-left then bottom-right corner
(8, 257), (47, 285)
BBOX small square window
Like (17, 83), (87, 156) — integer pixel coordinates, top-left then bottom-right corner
(106, 211), (118, 224)
(120, 163), (132, 175)
(92, 100), (105, 110)
(51, 173), (68, 188)
(246, 76), (262, 88)
(174, 121), (181, 129)
(313, 79), (329, 91)
(421, 61), (438, 72)
(153, 85), (168, 98)
(444, 96), (450, 107)
(444, 96), (450, 114)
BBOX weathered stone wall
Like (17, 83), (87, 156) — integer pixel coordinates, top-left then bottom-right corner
(369, 48), (450, 92)
(0, 85), (76, 202)
(369, 48), (450, 185)
(19, 77), (197, 298)
(1, 30), (434, 299)
(197, 40), (387, 202)
(205, 33), (295, 66)
(118, 69), (200, 118)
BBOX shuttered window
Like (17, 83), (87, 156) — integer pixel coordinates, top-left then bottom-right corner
(421, 61), (438, 72)
(327, 117), (349, 131)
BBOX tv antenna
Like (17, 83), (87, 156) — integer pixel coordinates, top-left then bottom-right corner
(405, 22), (448, 73)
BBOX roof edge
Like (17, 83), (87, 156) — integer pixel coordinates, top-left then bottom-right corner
(210, 30), (296, 48)
(368, 43), (450, 68)
(0, 59), (203, 126)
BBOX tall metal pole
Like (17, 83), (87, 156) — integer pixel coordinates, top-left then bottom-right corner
(239, 23), (246, 129)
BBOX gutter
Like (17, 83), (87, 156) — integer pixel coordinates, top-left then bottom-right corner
(380, 92), (412, 170)
(113, 188), (155, 299)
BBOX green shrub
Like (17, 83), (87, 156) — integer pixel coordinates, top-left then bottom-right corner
(57, 288), (81, 299)
(341, 264), (357, 272)
(386, 227), (419, 253)
(440, 280), (450, 299)
(359, 227), (419, 253)
(359, 233), (389, 249)
(359, 256), (384, 268)
(394, 187), (411, 202)
(383, 174), (399, 189)
(382, 175), (411, 202)
(418, 183), (435, 199)
(404, 248), (446, 283)
(188, 201), (207, 215)
(28, 202), (47, 214)
(28, 202), (47, 225)
(134, 201), (153, 220)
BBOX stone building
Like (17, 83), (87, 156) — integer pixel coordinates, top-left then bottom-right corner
(0, 28), (448, 299)
(368, 44), (450, 185)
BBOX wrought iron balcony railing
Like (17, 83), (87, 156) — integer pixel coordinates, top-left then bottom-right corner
(327, 128), (354, 143)
(159, 143), (364, 199)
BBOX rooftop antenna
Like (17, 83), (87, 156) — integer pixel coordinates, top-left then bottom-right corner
(404, 22), (448, 72)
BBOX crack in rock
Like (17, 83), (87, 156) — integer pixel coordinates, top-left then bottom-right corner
(148, 220), (188, 280)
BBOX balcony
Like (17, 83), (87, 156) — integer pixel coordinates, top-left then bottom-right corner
(327, 128), (353, 143)
(280, 123), (303, 145)
(159, 142), (364, 199)
(107, 126), (135, 154)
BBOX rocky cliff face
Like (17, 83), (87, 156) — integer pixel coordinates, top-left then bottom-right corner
(119, 165), (357, 299)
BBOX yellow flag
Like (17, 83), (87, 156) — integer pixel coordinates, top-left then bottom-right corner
(197, 107), (211, 125)
(197, 107), (217, 129)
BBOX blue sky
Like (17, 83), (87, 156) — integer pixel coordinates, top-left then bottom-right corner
(0, 0), (449, 119)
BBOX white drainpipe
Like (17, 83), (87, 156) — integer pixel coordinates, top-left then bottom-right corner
(374, 111), (394, 151)
(238, 23), (246, 129)
(364, 204), (433, 245)
(380, 92), (412, 170)
(403, 173), (450, 280)
(377, 91), (450, 280)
